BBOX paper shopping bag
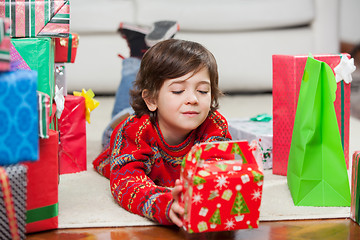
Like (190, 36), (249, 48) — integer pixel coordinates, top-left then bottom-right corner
(287, 55), (351, 206)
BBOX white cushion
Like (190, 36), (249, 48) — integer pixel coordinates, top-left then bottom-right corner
(70, 0), (135, 33)
(134, 0), (315, 31)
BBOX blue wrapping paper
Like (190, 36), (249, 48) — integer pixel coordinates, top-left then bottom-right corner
(0, 70), (38, 165)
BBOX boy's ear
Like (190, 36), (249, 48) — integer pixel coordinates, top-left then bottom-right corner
(142, 89), (158, 112)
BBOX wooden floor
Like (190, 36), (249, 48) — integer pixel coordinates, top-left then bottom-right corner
(26, 218), (360, 240)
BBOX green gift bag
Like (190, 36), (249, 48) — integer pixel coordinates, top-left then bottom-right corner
(287, 55), (351, 206)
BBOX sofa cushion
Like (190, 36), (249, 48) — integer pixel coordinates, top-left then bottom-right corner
(71, 0), (135, 33)
(134, 0), (315, 31)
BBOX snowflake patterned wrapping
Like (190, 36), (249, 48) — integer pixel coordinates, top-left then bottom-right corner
(180, 141), (264, 233)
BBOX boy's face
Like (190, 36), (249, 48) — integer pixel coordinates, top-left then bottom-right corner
(145, 67), (212, 145)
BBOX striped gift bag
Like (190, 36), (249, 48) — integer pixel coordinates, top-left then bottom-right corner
(0, 0), (70, 38)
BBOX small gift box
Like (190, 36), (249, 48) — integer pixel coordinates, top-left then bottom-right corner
(0, 18), (10, 72)
(272, 54), (353, 176)
(0, 70), (38, 165)
(58, 95), (87, 174)
(228, 115), (273, 170)
(0, 165), (27, 240)
(10, 38), (55, 110)
(351, 151), (360, 224)
(0, 0), (70, 38)
(55, 33), (79, 63)
(24, 130), (59, 233)
(180, 141), (264, 233)
(55, 63), (67, 96)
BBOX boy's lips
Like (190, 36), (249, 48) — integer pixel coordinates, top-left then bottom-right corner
(182, 111), (199, 116)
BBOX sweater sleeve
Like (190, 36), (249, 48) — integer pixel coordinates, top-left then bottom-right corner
(109, 117), (174, 225)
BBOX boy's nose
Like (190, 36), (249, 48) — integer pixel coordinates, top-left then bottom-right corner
(186, 91), (199, 104)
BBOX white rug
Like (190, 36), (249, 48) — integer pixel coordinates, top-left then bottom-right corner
(57, 168), (350, 229)
(57, 95), (358, 228)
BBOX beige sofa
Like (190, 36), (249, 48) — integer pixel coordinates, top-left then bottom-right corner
(68, 0), (340, 94)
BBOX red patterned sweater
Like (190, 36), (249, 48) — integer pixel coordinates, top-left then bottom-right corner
(93, 110), (231, 225)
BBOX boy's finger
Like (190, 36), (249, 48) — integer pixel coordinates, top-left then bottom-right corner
(169, 210), (183, 227)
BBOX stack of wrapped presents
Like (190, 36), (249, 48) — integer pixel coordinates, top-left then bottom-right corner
(0, 0), (97, 237)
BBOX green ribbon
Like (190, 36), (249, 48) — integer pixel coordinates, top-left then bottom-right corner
(67, 34), (73, 62)
(341, 80), (345, 150)
(250, 113), (272, 122)
(26, 203), (58, 224)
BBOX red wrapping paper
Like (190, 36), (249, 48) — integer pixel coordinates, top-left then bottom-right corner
(180, 141), (264, 233)
(55, 33), (79, 63)
(24, 130), (59, 233)
(272, 54), (350, 176)
(58, 95), (86, 174)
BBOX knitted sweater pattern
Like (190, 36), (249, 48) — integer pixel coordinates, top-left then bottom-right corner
(93, 110), (231, 225)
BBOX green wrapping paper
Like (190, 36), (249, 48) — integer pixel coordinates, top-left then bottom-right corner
(287, 55), (351, 206)
(11, 38), (55, 116)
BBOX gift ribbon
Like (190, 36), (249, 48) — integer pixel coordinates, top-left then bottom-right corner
(67, 34), (73, 62)
(341, 80), (344, 150)
(26, 203), (59, 224)
(334, 54), (355, 150)
(73, 89), (100, 123)
(0, 167), (20, 240)
(250, 113), (272, 122)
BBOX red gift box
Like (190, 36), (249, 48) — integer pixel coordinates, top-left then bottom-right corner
(58, 95), (86, 174)
(24, 129), (59, 233)
(272, 54), (351, 176)
(180, 141), (264, 233)
(54, 33), (79, 63)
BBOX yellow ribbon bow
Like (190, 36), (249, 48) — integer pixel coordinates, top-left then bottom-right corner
(73, 89), (99, 123)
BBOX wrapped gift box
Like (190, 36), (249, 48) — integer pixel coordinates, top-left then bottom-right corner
(228, 118), (272, 170)
(351, 151), (360, 224)
(272, 54), (351, 176)
(0, 0), (70, 38)
(55, 33), (79, 63)
(0, 17), (10, 71)
(180, 141), (264, 233)
(24, 129), (59, 233)
(10, 38), (55, 117)
(11, 38), (55, 103)
(58, 95), (86, 174)
(0, 165), (27, 240)
(0, 70), (38, 165)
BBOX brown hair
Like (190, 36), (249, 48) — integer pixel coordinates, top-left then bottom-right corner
(130, 39), (222, 121)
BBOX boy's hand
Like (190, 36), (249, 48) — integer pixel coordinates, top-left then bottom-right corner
(169, 179), (184, 227)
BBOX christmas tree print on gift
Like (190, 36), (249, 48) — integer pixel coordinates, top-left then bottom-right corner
(231, 185), (250, 222)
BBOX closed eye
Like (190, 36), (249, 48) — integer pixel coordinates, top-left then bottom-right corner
(172, 90), (184, 94)
(198, 90), (209, 94)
